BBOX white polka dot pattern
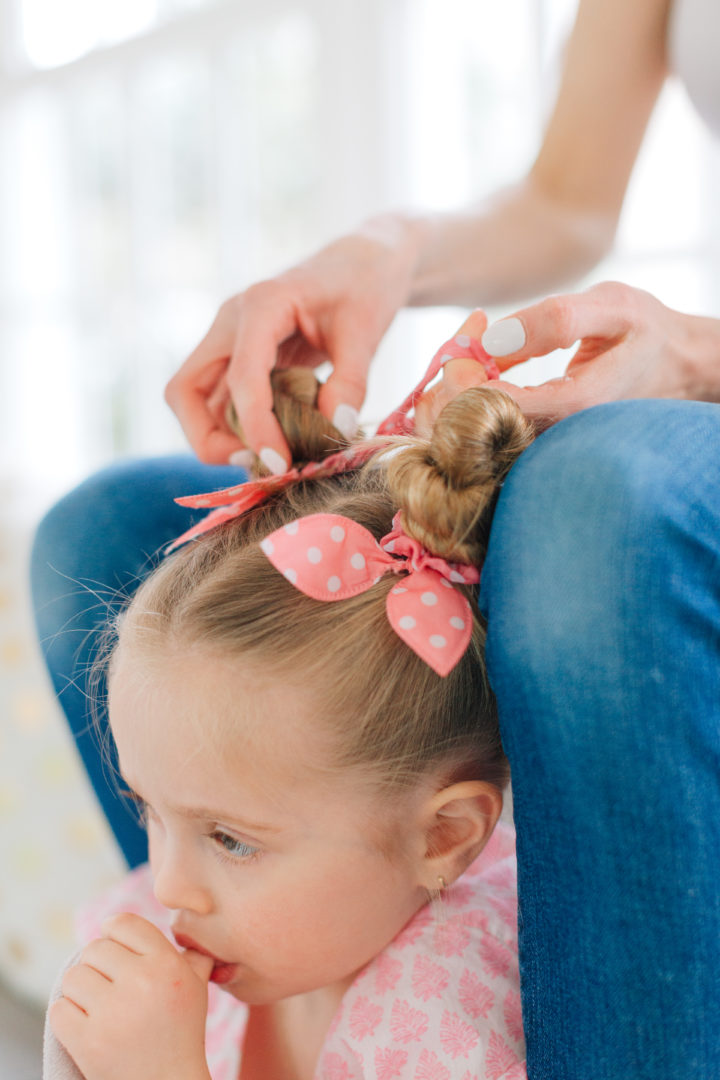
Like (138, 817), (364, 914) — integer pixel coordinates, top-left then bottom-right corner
(259, 513), (478, 677)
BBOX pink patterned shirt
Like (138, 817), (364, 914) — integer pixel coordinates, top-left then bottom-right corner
(76, 823), (525, 1080)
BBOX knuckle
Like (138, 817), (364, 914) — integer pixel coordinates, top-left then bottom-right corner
(592, 280), (649, 328)
(104, 911), (133, 933)
(334, 371), (367, 401)
(592, 280), (629, 309)
(219, 291), (244, 315)
(542, 296), (577, 345)
(241, 279), (275, 307)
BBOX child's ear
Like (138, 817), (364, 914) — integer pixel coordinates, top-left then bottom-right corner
(420, 781), (504, 888)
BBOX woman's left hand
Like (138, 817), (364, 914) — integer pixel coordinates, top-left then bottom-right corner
(49, 913), (214, 1080)
(480, 281), (720, 423)
(416, 283), (720, 436)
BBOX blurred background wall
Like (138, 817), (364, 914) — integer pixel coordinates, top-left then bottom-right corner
(0, 0), (719, 1006)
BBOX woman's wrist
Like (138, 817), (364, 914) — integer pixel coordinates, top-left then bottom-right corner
(682, 313), (720, 402)
(354, 211), (428, 305)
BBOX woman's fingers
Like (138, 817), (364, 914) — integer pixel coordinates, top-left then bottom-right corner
(481, 282), (636, 369)
(315, 313), (374, 443)
(225, 285), (309, 470)
(165, 309), (246, 465)
(482, 374), (602, 424)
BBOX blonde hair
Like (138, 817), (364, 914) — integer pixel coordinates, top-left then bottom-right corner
(118, 371), (534, 792)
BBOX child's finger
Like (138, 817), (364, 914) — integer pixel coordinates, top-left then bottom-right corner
(181, 948), (215, 983)
(61, 960), (112, 1013)
(101, 912), (171, 955)
(481, 285), (633, 371)
(77, 937), (129, 981)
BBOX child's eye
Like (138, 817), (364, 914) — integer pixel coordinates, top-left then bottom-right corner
(211, 830), (259, 861)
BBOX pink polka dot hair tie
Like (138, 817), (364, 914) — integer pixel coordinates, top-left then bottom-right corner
(376, 333), (499, 437)
(259, 512), (480, 677)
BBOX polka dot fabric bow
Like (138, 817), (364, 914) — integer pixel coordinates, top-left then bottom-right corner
(260, 512), (480, 677)
(165, 334), (499, 554)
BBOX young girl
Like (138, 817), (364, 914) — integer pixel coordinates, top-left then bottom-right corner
(44, 326), (533, 1080)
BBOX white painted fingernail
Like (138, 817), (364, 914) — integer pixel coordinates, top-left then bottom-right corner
(482, 317), (526, 357)
(259, 447), (289, 475)
(332, 403), (359, 441)
(229, 449), (254, 469)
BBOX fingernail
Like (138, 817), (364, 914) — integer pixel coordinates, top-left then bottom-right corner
(332, 403), (359, 441)
(228, 449), (254, 469)
(482, 317), (526, 357)
(259, 447), (289, 475)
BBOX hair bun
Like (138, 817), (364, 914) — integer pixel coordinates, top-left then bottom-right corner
(384, 386), (534, 564)
(226, 367), (350, 471)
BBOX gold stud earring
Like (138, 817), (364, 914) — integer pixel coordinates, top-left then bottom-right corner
(429, 875), (447, 925)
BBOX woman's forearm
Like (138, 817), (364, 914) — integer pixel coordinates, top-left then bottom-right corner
(387, 0), (670, 311)
(400, 179), (618, 308)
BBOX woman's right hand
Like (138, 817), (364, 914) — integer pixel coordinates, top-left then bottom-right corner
(165, 217), (421, 471)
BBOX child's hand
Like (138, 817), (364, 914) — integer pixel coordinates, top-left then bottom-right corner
(49, 913), (214, 1080)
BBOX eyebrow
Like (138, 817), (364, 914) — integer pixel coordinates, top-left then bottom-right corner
(119, 770), (282, 833)
(175, 804), (282, 833)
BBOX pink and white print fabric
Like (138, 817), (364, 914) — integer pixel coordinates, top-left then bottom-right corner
(259, 513), (480, 677)
(74, 823), (525, 1080)
(316, 822), (525, 1080)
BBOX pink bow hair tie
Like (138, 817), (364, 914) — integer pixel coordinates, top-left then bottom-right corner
(259, 513), (480, 677)
(166, 334), (499, 553)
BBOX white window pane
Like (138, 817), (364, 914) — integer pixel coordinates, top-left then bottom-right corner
(20, 0), (160, 69)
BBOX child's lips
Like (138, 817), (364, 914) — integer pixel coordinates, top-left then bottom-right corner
(209, 962), (238, 985)
(173, 931), (237, 983)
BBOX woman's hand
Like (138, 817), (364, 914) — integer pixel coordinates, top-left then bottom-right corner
(49, 913), (214, 1080)
(165, 217), (421, 471)
(480, 282), (720, 424)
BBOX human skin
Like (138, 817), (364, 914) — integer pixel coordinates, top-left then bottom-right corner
(163, 0), (706, 468)
(416, 284), (720, 434)
(49, 646), (501, 1080)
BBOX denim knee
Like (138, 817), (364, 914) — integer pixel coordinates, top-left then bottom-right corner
(481, 399), (720, 753)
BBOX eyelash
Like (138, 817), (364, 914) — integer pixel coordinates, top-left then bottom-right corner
(121, 790), (260, 864)
(210, 832), (260, 864)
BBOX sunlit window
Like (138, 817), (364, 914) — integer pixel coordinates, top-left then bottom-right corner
(21, 0), (161, 68)
(1, 0), (719, 504)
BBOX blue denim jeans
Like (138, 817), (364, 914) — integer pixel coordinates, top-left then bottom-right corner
(481, 400), (720, 1076)
(31, 401), (720, 1075)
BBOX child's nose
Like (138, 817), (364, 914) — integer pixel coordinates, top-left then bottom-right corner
(152, 849), (214, 915)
